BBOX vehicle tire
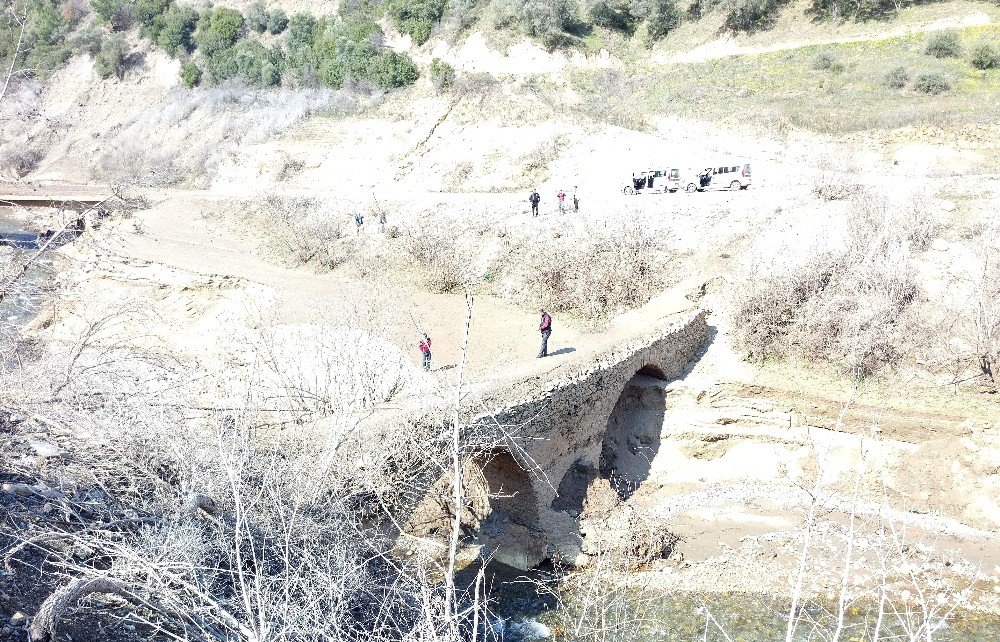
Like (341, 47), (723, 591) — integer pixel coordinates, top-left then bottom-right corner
(730, 180), (741, 190)
(685, 183), (697, 193)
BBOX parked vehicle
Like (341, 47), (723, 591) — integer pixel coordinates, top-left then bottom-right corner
(684, 163), (752, 192)
(624, 168), (681, 194)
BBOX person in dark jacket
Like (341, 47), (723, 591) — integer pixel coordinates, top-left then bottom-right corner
(419, 333), (432, 371)
(529, 191), (541, 216)
(538, 309), (552, 358)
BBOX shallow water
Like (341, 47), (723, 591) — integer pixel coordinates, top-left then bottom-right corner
(474, 563), (1000, 642)
(508, 591), (1000, 642)
(0, 217), (50, 326)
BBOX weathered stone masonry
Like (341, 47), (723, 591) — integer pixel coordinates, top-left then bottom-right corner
(471, 309), (709, 568)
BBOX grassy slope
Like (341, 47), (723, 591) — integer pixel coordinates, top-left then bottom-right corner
(539, 1), (1000, 132)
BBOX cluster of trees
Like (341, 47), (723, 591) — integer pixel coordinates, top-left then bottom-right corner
(0, 0), (421, 92)
(0, 0), (75, 74)
(585, 0), (682, 39)
(86, 0), (419, 89)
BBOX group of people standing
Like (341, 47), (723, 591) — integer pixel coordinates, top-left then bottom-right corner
(416, 308), (555, 372)
(354, 211), (388, 234)
(530, 188), (579, 216)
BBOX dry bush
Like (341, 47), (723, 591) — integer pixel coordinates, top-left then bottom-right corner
(969, 222), (1000, 389)
(511, 219), (667, 319)
(98, 141), (180, 187)
(0, 144), (46, 177)
(517, 135), (565, 186)
(811, 148), (868, 201)
(401, 220), (477, 293)
(95, 84), (371, 187)
(0, 298), (503, 642)
(257, 193), (354, 268)
(453, 71), (499, 97)
(731, 194), (932, 379)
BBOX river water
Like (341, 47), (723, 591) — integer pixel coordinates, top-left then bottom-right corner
(474, 562), (1000, 642)
(0, 217), (50, 327)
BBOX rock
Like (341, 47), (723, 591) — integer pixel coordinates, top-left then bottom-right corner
(10, 612), (25, 625)
(931, 238), (949, 252)
(27, 438), (65, 459)
(2, 482), (35, 497)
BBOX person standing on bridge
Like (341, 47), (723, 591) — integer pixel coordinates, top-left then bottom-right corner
(419, 333), (432, 371)
(538, 309), (552, 358)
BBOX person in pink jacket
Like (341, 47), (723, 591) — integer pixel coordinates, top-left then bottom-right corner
(419, 333), (432, 371)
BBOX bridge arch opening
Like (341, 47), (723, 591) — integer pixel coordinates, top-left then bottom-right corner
(598, 369), (667, 500)
(467, 450), (544, 568)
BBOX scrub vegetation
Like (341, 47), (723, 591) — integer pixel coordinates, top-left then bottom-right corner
(567, 24), (1000, 132)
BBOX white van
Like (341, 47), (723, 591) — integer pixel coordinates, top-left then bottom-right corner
(684, 163), (752, 192)
(623, 168), (681, 194)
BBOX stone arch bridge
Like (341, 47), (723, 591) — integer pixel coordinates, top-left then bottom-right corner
(460, 310), (709, 569)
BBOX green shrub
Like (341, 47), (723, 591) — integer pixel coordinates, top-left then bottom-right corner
(883, 65), (908, 89)
(367, 49), (420, 87)
(586, 0), (636, 31)
(20, 0), (72, 72)
(154, 5), (199, 55)
(283, 13), (420, 90)
(925, 30), (961, 58)
(448, 0), (478, 28)
(90, 0), (133, 29)
(521, 0), (575, 43)
(196, 6), (245, 55)
(914, 72), (950, 94)
(180, 60), (202, 86)
(491, 0), (574, 43)
(94, 33), (127, 79)
(970, 41), (1000, 70)
(429, 56), (455, 90)
(725, 0), (785, 32)
(68, 24), (105, 55)
(247, 0), (269, 32)
(385, 0), (446, 45)
(811, 50), (843, 71)
(207, 39), (285, 86)
(632, 0), (681, 40)
(134, 0), (170, 34)
(285, 12), (317, 54)
(267, 9), (289, 34)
